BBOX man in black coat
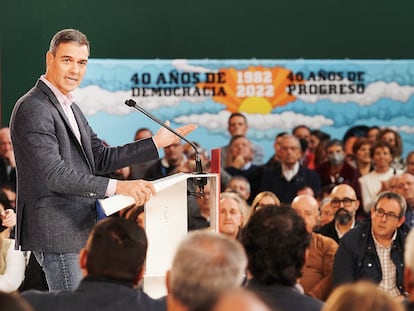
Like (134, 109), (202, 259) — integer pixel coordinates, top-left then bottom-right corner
(333, 191), (410, 297)
(22, 217), (166, 311)
(242, 206), (323, 311)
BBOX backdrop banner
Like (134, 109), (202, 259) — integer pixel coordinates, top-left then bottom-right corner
(75, 59), (414, 160)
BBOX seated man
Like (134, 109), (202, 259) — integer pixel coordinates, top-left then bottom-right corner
(333, 191), (410, 297)
(315, 184), (360, 243)
(242, 205), (323, 311)
(260, 135), (321, 204)
(167, 230), (247, 311)
(22, 217), (166, 311)
(292, 195), (338, 301)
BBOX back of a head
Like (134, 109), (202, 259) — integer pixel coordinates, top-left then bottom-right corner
(169, 230), (247, 311)
(85, 217), (147, 283)
(322, 281), (404, 311)
(241, 205), (310, 286)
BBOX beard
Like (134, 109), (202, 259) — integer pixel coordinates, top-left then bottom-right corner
(335, 208), (353, 225)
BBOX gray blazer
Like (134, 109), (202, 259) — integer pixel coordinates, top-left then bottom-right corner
(10, 80), (159, 253)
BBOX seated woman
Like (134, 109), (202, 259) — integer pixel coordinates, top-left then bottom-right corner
(0, 191), (25, 293)
(250, 191), (281, 216)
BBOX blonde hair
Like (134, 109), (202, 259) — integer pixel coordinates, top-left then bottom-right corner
(250, 191), (281, 216)
(322, 282), (404, 311)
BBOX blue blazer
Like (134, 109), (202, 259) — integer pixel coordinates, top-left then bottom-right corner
(10, 80), (159, 253)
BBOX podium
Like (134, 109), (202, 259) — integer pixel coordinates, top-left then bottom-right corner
(143, 172), (220, 298)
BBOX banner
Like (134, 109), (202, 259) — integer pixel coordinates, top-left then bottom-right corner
(75, 59), (414, 161)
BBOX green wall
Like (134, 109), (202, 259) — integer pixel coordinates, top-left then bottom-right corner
(1, 0), (414, 126)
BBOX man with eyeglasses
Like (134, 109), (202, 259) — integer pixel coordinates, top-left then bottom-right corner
(314, 184), (360, 243)
(333, 191), (410, 297)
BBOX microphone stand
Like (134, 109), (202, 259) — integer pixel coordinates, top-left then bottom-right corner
(125, 99), (207, 194)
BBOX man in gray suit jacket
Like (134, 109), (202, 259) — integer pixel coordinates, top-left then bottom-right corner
(10, 28), (196, 291)
(22, 217), (166, 311)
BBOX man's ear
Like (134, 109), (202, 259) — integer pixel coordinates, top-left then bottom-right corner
(79, 248), (88, 276)
(133, 266), (145, 287)
(45, 51), (53, 67)
(166, 270), (171, 293)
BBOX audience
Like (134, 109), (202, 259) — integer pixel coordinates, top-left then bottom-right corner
(378, 128), (405, 171)
(319, 197), (334, 227)
(129, 127), (157, 179)
(333, 191), (409, 297)
(359, 141), (403, 214)
(0, 191), (25, 293)
(260, 135), (321, 203)
(322, 281), (404, 311)
(188, 183), (212, 231)
(219, 192), (248, 240)
(315, 139), (357, 188)
(22, 217), (166, 311)
(223, 135), (261, 203)
(242, 205), (323, 311)
(315, 184), (360, 243)
(225, 175), (251, 202)
(406, 151), (414, 175)
(144, 141), (186, 180)
(250, 191), (281, 215)
(166, 230), (247, 311)
(221, 112), (264, 166)
(292, 195), (338, 301)
(396, 173), (414, 227)
(0, 127), (16, 190)
(265, 131), (288, 168)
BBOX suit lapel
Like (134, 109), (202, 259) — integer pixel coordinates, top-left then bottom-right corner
(37, 80), (94, 173)
(71, 104), (94, 173)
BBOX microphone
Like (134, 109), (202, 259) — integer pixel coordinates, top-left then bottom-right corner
(125, 99), (207, 194)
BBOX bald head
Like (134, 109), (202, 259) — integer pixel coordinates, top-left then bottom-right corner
(292, 195), (319, 233)
(331, 184), (357, 200)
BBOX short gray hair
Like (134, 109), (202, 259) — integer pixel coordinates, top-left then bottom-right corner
(374, 191), (407, 217)
(169, 230), (247, 311)
(49, 29), (90, 55)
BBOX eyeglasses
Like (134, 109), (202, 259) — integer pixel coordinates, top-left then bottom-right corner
(374, 208), (401, 221)
(331, 198), (356, 207)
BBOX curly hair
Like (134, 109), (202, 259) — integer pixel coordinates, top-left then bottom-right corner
(241, 205), (310, 286)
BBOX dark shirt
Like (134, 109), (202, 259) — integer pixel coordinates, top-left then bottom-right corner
(246, 279), (323, 311)
(22, 275), (166, 311)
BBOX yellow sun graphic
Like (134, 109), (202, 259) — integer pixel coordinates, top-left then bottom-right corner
(239, 97), (273, 114)
(196, 66), (302, 114)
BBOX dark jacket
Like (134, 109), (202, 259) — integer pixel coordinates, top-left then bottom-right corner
(260, 164), (321, 204)
(314, 219), (361, 244)
(246, 279), (323, 311)
(22, 276), (166, 311)
(333, 220), (410, 294)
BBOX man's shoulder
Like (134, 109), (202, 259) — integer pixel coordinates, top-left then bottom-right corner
(22, 283), (166, 311)
(247, 281), (323, 311)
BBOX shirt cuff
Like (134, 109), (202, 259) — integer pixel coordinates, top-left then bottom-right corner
(105, 179), (117, 197)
